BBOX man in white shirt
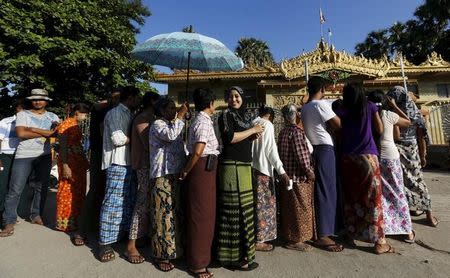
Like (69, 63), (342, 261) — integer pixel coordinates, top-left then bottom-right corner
(252, 106), (290, 251)
(0, 100), (24, 224)
(98, 86), (141, 263)
(301, 77), (343, 252)
(1, 89), (60, 237)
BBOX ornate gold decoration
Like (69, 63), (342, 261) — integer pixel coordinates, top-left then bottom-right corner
(391, 53), (413, 67)
(272, 95), (306, 109)
(420, 52), (450, 67)
(281, 40), (391, 80)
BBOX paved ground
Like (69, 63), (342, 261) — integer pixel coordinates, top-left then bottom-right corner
(0, 171), (449, 278)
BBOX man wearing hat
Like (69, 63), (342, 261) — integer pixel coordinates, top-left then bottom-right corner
(0, 89), (60, 237)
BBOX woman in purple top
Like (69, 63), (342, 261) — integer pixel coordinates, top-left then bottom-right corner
(338, 83), (394, 254)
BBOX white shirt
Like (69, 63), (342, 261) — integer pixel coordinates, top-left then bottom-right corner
(380, 110), (400, 160)
(0, 115), (20, 155)
(102, 103), (133, 170)
(252, 117), (286, 177)
(301, 100), (336, 146)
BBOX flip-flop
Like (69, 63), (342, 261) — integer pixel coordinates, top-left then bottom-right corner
(255, 243), (274, 252)
(374, 243), (396, 255)
(124, 252), (145, 264)
(156, 260), (175, 272)
(226, 262), (259, 271)
(71, 235), (86, 246)
(188, 268), (214, 278)
(404, 230), (416, 244)
(313, 242), (344, 252)
(0, 228), (14, 237)
(410, 210), (425, 216)
(0, 225), (14, 237)
(98, 245), (115, 263)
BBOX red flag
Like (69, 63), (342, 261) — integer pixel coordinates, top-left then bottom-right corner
(320, 8), (326, 24)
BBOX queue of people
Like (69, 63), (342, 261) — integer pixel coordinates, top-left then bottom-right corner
(0, 78), (438, 277)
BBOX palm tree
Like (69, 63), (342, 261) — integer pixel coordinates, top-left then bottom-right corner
(235, 37), (275, 67)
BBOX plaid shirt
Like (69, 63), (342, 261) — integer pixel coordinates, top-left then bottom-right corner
(187, 111), (220, 156)
(277, 124), (313, 183)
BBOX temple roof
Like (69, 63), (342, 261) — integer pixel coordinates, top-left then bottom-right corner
(154, 40), (450, 83)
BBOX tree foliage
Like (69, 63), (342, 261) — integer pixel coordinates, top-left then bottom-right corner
(0, 0), (153, 116)
(355, 0), (449, 65)
(235, 37), (275, 67)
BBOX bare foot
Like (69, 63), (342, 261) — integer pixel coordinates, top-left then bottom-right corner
(285, 241), (312, 252)
(314, 236), (344, 252)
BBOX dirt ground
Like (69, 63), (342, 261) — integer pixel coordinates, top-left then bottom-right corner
(0, 171), (449, 278)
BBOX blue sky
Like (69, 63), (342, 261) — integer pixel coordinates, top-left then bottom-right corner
(138, 0), (423, 93)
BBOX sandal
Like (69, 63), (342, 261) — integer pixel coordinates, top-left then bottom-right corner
(188, 268), (214, 278)
(256, 243), (274, 252)
(374, 243), (396, 255)
(31, 216), (44, 226)
(313, 242), (344, 252)
(285, 242), (312, 252)
(404, 230), (416, 244)
(0, 224), (14, 237)
(156, 260), (175, 272)
(124, 252), (145, 264)
(71, 234), (86, 246)
(227, 261), (259, 271)
(98, 245), (115, 263)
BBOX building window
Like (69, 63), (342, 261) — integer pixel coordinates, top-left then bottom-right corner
(437, 84), (450, 98)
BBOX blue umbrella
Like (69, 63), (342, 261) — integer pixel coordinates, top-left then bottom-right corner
(131, 30), (244, 99)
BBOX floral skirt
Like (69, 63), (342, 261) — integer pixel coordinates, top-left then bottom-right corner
(252, 169), (277, 243)
(150, 175), (184, 260)
(396, 142), (432, 211)
(380, 158), (412, 235)
(129, 168), (151, 240)
(342, 154), (385, 243)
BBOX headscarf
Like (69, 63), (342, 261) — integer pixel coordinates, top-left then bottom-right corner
(387, 86), (427, 142)
(221, 86), (253, 132)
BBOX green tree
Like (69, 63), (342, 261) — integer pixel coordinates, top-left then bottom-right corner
(0, 0), (153, 116)
(355, 0), (449, 65)
(235, 37), (275, 67)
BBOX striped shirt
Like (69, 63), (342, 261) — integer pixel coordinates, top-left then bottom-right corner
(102, 103), (133, 170)
(187, 111), (220, 157)
(0, 115), (20, 155)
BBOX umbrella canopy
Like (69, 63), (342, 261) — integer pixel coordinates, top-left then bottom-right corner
(131, 32), (244, 72)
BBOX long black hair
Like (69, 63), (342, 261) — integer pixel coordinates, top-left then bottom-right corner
(342, 83), (367, 118)
(367, 90), (386, 115)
